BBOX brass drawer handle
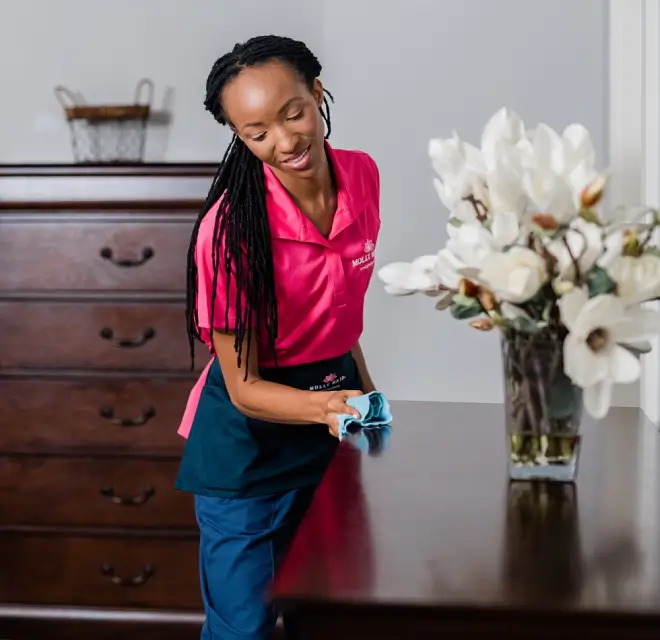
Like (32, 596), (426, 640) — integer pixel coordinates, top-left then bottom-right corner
(100, 246), (154, 268)
(100, 484), (155, 506)
(100, 563), (154, 587)
(99, 405), (156, 427)
(99, 326), (155, 348)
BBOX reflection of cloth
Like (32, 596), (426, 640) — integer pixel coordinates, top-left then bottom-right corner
(337, 391), (393, 440)
(195, 488), (315, 640)
(275, 448), (375, 596)
(343, 424), (392, 455)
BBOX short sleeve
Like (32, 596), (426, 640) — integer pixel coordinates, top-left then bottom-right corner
(360, 152), (380, 214)
(194, 206), (247, 345)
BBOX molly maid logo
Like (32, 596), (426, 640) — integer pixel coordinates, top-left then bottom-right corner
(352, 238), (376, 270)
(310, 372), (346, 391)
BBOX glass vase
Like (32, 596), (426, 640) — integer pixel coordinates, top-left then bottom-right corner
(501, 329), (583, 482)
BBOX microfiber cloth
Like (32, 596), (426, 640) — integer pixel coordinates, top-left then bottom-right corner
(337, 391), (393, 441)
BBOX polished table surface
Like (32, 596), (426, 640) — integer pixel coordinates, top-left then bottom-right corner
(272, 401), (660, 638)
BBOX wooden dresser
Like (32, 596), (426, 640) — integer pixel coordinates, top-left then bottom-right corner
(0, 164), (216, 639)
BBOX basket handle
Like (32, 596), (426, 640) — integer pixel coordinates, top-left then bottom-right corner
(54, 85), (81, 109)
(134, 78), (154, 107)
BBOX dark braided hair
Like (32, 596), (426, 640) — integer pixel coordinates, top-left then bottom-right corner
(185, 35), (334, 373)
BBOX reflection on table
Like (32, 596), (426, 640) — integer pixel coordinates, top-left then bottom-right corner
(273, 402), (660, 638)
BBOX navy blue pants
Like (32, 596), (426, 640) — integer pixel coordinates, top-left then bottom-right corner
(195, 486), (316, 639)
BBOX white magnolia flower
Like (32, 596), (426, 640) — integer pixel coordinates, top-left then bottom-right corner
(429, 134), (488, 224)
(559, 288), (660, 418)
(523, 123), (597, 223)
(479, 247), (548, 304)
(607, 254), (660, 305)
(430, 108), (530, 223)
(378, 245), (471, 296)
(547, 218), (603, 282)
(444, 211), (520, 272)
(480, 107), (526, 172)
(377, 255), (444, 296)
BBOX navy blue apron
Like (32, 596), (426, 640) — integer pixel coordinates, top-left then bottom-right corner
(175, 351), (362, 498)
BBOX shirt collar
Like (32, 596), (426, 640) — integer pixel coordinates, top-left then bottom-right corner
(263, 142), (358, 244)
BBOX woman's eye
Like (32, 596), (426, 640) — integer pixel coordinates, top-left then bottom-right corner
(252, 132), (267, 142)
(287, 110), (304, 121)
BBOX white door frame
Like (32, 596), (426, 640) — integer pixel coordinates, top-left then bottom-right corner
(609, 0), (659, 424)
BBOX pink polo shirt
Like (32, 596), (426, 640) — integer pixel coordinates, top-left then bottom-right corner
(178, 144), (380, 438)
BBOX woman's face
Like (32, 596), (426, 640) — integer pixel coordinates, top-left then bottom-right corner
(221, 60), (326, 178)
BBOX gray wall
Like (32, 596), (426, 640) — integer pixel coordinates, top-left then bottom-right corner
(1, 0), (634, 405)
(322, 0), (627, 403)
(0, 0), (322, 163)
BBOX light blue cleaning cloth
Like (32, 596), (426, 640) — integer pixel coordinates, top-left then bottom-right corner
(337, 391), (393, 440)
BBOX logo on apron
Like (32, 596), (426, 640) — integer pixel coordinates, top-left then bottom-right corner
(309, 372), (347, 391)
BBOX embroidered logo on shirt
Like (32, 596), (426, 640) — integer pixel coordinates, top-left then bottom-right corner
(310, 373), (347, 391)
(352, 239), (376, 271)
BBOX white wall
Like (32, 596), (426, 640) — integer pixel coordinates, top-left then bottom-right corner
(0, 0), (636, 405)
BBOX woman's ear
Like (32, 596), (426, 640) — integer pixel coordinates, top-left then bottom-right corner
(312, 78), (324, 107)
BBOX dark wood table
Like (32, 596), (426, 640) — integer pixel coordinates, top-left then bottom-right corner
(272, 401), (660, 638)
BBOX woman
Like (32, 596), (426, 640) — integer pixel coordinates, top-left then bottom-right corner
(175, 34), (380, 640)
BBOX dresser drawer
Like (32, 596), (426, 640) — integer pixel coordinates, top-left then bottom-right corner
(0, 376), (193, 455)
(0, 300), (209, 371)
(0, 457), (195, 528)
(0, 214), (194, 292)
(0, 533), (201, 609)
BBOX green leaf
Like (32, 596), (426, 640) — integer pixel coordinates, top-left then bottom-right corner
(450, 294), (482, 320)
(548, 376), (579, 419)
(586, 265), (616, 297)
(508, 316), (541, 334)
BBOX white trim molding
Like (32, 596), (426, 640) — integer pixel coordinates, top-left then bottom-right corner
(609, 0), (659, 594)
(641, 0), (660, 426)
(609, 0), (660, 423)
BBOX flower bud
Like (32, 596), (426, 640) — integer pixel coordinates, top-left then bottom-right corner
(470, 318), (494, 331)
(622, 230), (641, 257)
(552, 277), (574, 296)
(459, 278), (480, 298)
(531, 214), (560, 231)
(478, 288), (496, 312)
(581, 174), (607, 208)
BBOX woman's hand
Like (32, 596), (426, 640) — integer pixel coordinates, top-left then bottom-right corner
(318, 390), (364, 438)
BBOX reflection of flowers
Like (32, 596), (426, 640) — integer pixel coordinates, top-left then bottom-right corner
(505, 482), (582, 603)
(504, 483), (641, 606)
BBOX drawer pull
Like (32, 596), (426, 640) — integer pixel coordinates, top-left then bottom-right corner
(100, 246), (155, 268)
(99, 404), (156, 427)
(99, 326), (156, 348)
(100, 563), (155, 587)
(100, 484), (156, 506)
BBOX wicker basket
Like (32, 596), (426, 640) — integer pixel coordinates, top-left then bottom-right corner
(55, 79), (154, 164)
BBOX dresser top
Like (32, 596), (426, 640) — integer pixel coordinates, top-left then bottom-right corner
(0, 163), (218, 177)
(273, 401), (660, 620)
